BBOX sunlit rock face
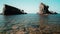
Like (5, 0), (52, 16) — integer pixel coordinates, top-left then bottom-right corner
(39, 3), (57, 14)
(3, 4), (27, 15)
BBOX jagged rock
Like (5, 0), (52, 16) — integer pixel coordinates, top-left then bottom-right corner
(3, 4), (27, 15)
(39, 3), (57, 14)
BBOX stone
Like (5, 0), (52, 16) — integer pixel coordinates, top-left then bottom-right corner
(3, 4), (27, 15)
(39, 3), (57, 14)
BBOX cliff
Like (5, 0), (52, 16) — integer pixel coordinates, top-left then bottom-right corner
(39, 3), (57, 14)
(3, 4), (27, 15)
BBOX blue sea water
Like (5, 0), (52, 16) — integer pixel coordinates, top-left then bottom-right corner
(0, 14), (60, 32)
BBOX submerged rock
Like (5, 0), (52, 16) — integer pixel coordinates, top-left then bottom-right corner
(3, 4), (27, 15)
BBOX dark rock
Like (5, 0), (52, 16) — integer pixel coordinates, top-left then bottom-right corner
(3, 4), (27, 15)
(39, 3), (57, 14)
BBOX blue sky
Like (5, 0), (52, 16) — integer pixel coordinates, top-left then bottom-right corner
(0, 0), (60, 13)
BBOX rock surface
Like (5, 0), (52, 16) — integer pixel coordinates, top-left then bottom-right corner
(3, 4), (27, 15)
(39, 3), (57, 14)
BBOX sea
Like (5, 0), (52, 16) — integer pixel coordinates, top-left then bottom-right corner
(0, 14), (60, 34)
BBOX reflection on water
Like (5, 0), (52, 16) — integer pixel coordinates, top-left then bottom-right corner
(0, 14), (60, 34)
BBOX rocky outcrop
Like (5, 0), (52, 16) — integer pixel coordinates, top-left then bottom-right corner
(39, 3), (57, 14)
(3, 4), (27, 15)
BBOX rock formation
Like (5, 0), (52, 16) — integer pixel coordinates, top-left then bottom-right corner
(39, 3), (57, 14)
(3, 4), (27, 15)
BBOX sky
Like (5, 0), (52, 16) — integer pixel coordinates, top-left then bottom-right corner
(0, 0), (60, 13)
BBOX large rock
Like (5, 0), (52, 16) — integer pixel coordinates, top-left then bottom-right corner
(39, 3), (57, 14)
(3, 4), (27, 15)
